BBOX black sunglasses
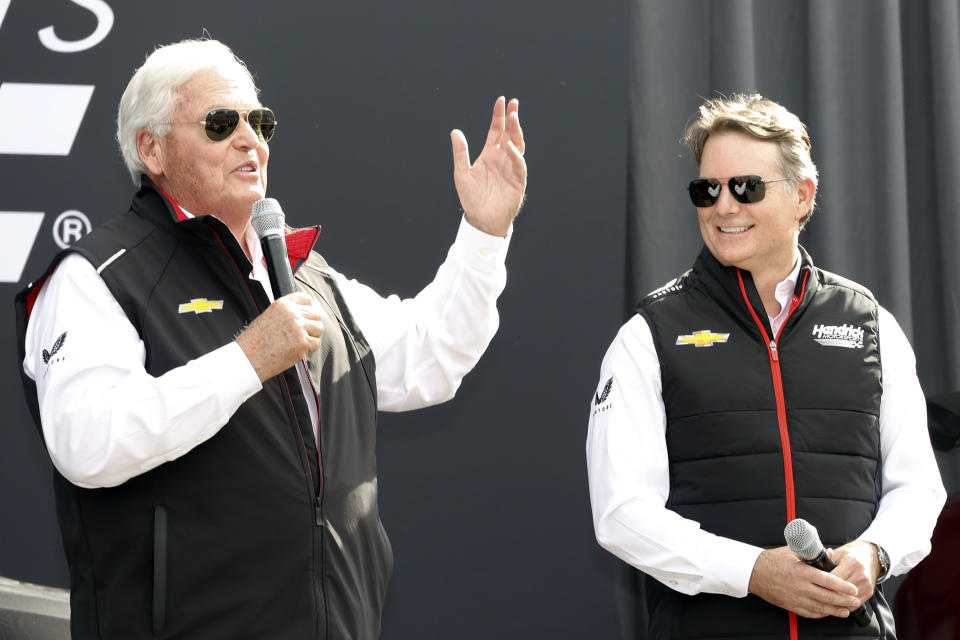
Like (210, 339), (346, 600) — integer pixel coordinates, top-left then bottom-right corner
(189, 107), (277, 143)
(688, 175), (789, 207)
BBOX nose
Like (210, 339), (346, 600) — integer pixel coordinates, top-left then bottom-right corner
(231, 113), (263, 151)
(712, 183), (742, 216)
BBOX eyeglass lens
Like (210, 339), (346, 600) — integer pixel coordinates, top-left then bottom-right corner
(203, 108), (277, 143)
(688, 175), (766, 207)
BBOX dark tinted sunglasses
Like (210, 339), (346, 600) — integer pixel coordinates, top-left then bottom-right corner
(198, 107), (277, 143)
(688, 175), (789, 207)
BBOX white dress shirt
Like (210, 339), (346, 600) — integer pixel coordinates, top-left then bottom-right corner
(586, 253), (947, 598)
(23, 215), (510, 489)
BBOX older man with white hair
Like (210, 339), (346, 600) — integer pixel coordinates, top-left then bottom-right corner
(16, 38), (526, 639)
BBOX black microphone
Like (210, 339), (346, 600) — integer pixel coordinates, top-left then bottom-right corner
(783, 518), (873, 627)
(251, 198), (296, 298)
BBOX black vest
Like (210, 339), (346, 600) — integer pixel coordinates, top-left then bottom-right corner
(15, 180), (390, 640)
(636, 246), (893, 639)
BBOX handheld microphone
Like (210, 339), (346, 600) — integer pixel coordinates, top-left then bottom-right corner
(784, 518), (873, 627)
(251, 198), (296, 298)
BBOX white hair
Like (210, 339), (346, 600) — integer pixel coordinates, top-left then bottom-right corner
(116, 39), (259, 185)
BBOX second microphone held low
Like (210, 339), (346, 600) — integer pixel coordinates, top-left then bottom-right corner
(783, 518), (873, 627)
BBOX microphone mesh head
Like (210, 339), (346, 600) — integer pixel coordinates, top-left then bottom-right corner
(784, 518), (821, 560)
(251, 198), (285, 239)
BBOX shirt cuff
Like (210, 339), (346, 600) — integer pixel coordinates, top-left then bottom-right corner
(707, 538), (765, 597)
(453, 215), (511, 273)
(219, 341), (263, 403)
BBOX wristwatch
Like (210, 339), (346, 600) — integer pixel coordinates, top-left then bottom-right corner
(875, 544), (891, 583)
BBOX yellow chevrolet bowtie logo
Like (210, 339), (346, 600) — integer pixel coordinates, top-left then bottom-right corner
(676, 330), (730, 348)
(178, 298), (224, 314)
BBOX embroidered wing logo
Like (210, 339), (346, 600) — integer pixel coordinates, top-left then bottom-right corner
(595, 376), (614, 405)
(42, 331), (67, 364)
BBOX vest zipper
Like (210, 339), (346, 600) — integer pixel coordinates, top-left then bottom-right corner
(737, 270), (806, 640)
(301, 365), (328, 640)
(210, 226), (328, 639)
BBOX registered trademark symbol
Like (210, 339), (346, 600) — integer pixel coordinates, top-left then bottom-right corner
(52, 210), (92, 248)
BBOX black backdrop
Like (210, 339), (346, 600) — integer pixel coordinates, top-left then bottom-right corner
(0, 1), (627, 637)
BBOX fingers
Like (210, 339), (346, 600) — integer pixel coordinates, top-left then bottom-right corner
(810, 567), (859, 598)
(505, 99), (525, 154)
(801, 565), (862, 618)
(458, 96), (523, 163)
(284, 295), (325, 341)
(450, 129), (470, 175)
(749, 547), (862, 620)
(237, 294), (326, 381)
(300, 304), (325, 343)
(504, 139), (527, 171)
(485, 96), (506, 149)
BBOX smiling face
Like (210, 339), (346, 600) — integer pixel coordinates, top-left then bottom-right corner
(137, 66), (268, 235)
(697, 131), (814, 284)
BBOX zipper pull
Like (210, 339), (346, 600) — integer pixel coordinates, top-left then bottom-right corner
(769, 340), (779, 362)
(315, 496), (324, 527)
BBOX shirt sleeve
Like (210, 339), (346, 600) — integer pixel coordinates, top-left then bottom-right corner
(586, 315), (763, 598)
(22, 253), (263, 488)
(332, 216), (510, 412)
(858, 306), (947, 576)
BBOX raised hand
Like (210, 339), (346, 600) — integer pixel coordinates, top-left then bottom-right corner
(236, 292), (325, 382)
(450, 96), (527, 238)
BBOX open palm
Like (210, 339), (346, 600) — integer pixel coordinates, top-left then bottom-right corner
(451, 97), (527, 237)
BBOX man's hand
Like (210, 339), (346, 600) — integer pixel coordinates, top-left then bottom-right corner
(748, 546), (862, 619)
(236, 292), (324, 382)
(829, 540), (880, 607)
(451, 96), (527, 238)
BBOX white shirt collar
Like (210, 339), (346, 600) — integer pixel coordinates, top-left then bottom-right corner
(769, 247), (803, 336)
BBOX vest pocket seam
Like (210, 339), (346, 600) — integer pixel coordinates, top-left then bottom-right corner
(153, 504), (167, 635)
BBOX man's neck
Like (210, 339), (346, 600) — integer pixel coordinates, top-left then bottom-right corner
(749, 251), (800, 318)
(226, 218), (253, 262)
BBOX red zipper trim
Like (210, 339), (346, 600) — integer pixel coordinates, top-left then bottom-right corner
(737, 269), (806, 640)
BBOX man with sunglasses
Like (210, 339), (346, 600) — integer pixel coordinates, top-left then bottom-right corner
(15, 38), (526, 639)
(586, 94), (944, 638)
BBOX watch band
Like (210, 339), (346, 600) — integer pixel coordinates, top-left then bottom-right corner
(876, 544), (891, 583)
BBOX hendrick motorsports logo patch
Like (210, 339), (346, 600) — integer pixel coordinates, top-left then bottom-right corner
(812, 323), (864, 349)
(676, 330), (730, 348)
(178, 298), (224, 314)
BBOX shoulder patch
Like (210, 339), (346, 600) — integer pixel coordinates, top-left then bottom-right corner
(646, 275), (686, 300)
(595, 376), (613, 405)
(592, 375), (615, 416)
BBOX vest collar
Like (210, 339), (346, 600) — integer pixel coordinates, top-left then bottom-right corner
(692, 244), (820, 338)
(134, 176), (322, 275)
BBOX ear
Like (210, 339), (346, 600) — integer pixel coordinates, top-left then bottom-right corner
(794, 176), (817, 223)
(137, 128), (164, 177)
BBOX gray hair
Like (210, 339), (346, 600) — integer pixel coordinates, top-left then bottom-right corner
(683, 93), (819, 228)
(116, 39), (259, 185)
